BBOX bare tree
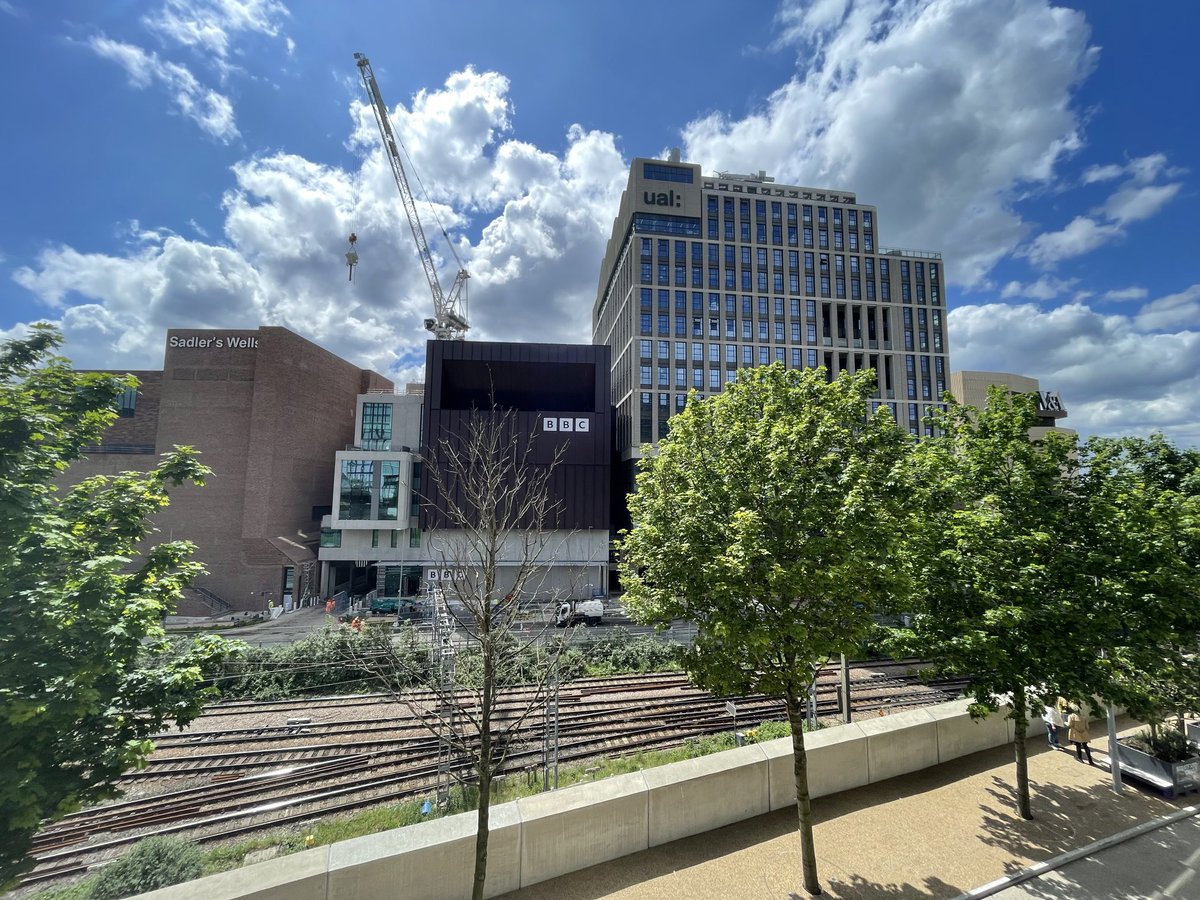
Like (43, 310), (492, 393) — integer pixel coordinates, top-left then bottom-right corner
(349, 403), (584, 900)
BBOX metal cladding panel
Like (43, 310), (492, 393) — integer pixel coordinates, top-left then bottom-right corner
(421, 341), (611, 532)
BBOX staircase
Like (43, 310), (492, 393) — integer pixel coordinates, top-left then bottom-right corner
(183, 585), (233, 615)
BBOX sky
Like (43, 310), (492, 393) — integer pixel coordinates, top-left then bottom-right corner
(0, 0), (1197, 446)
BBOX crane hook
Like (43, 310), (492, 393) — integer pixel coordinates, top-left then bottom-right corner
(345, 233), (359, 282)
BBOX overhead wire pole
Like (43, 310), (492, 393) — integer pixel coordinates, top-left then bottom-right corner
(354, 52), (469, 340)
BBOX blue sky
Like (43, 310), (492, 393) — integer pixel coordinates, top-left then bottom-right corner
(0, 0), (1197, 445)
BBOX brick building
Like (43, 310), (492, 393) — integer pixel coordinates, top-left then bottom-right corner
(68, 327), (391, 614)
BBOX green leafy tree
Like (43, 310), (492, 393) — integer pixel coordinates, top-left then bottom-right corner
(1080, 434), (1200, 738)
(618, 364), (912, 895)
(0, 325), (230, 886)
(889, 388), (1103, 819)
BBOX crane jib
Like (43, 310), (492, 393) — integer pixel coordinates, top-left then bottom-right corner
(353, 53), (470, 340)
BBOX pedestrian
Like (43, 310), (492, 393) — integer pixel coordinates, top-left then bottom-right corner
(1043, 699), (1065, 749)
(1066, 704), (1094, 765)
(324, 598), (335, 616)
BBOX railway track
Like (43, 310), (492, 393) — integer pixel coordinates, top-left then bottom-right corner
(22, 661), (965, 888)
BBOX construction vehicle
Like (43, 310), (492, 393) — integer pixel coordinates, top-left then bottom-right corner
(555, 598), (604, 628)
(354, 53), (469, 340)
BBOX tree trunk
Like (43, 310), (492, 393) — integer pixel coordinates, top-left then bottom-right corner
(473, 637), (495, 900)
(1012, 684), (1032, 820)
(786, 695), (822, 896)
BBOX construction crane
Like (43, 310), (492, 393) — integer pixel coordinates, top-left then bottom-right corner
(354, 52), (469, 340)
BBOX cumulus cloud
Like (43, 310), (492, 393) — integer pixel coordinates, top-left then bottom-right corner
(950, 301), (1200, 446)
(11, 68), (625, 382)
(683, 0), (1098, 287)
(1135, 284), (1200, 333)
(88, 36), (239, 141)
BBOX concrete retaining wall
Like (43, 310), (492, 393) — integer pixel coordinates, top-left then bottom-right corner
(136, 698), (1038, 900)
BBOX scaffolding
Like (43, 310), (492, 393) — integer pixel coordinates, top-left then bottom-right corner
(430, 587), (457, 808)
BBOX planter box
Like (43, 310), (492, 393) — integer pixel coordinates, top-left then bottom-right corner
(1115, 741), (1200, 798)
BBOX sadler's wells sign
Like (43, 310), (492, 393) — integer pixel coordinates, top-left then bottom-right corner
(169, 334), (260, 350)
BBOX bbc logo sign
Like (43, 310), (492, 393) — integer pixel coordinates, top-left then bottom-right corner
(543, 417), (590, 433)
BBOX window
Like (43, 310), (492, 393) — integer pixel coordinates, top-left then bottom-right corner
(775, 322), (784, 341)
(657, 340), (669, 358)
(320, 528), (342, 548)
(692, 343), (703, 361)
(709, 369), (720, 389)
(676, 367), (686, 386)
(640, 365), (651, 385)
(709, 343), (720, 362)
(644, 163), (693, 183)
(675, 342), (686, 360)
(640, 313), (651, 334)
(409, 528), (422, 548)
(693, 369), (703, 387)
(758, 347), (770, 365)
(658, 366), (669, 386)
(116, 387), (137, 418)
(390, 529), (399, 549)
(725, 344), (737, 363)
(742, 346), (754, 365)
(791, 349), (801, 367)
(371, 529), (380, 548)
(339, 460), (374, 520)
(379, 460), (400, 520)
(361, 402), (392, 450)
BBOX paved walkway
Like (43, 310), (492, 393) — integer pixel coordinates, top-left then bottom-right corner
(502, 718), (1195, 899)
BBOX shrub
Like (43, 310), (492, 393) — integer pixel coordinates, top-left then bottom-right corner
(1125, 726), (1193, 763)
(87, 836), (204, 899)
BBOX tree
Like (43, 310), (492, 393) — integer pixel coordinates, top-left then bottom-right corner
(0, 325), (230, 887)
(1078, 434), (1200, 736)
(347, 403), (578, 900)
(888, 387), (1103, 820)
(617, 364), (912, 896)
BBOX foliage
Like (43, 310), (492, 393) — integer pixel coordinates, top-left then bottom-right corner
(618, 363), (912, 893)
(886, 387), (1097, 819)
(192, 624), (428, 699)
(1123, 727), (1195, 764)
(1079, 434), (1200, 730)
(86, 835), (204, 899)
(0, 326), (232, 887)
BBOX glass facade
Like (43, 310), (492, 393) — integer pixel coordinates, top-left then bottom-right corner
(339, 460), (374, 519)
(361, 402), (392, 450)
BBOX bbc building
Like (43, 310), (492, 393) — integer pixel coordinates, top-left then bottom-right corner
(593, 154), (952, 508)
(316, 339), (613, 601)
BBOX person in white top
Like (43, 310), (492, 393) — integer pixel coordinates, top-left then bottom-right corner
(1042, 699), (1066, 749)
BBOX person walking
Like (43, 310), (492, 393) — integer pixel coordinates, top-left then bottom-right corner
(1043, 700), (1065, 749)
(1066, 705), (1094, 765)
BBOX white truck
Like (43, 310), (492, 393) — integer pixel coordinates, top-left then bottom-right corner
(554, 598), (603, 627)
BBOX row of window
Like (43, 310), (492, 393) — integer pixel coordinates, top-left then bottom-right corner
(338, 459), (421, 521)
(319, 527), (422, 549)
(704, 197), (874, 230)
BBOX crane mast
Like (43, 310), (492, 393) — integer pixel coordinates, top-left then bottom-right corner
(354, 53), (469, 340)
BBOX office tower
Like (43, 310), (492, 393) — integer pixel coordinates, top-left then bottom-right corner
(593, 155), (951, 484)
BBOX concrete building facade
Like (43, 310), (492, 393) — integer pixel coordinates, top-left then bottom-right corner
(69, 327), (392, 614)
(593, 155), (952, 475)
(949, 370), (1075, 441)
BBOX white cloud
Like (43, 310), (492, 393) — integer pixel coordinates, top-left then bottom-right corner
(10, 69), (626, 381)
(1102, 182), (1181, 225)
(1023, 216), (1121, 267)
(999, 275), (1077, 301)
(1081, 163), (1123, 184)
(1135, 284), (1200, 332)
(684, 0), (1098, 287)
(144, 0), (290, 64)
(950, 301), (1200, 446)
(1100, 286), (1147, 302)
(1024, 152), (1182, 264)
(88, 36), (239, 141)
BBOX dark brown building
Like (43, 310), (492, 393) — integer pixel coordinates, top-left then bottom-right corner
(68, 327), (391, 614)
